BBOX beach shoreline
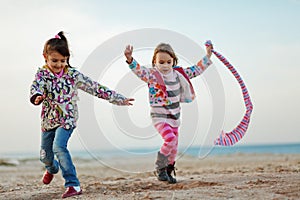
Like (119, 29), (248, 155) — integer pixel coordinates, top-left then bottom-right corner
(1, 153), (299, 199)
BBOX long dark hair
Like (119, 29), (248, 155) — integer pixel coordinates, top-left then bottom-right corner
(43, 31), (72, 67)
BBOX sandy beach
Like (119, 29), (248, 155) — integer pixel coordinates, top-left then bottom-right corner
(0, 153), (299, 200)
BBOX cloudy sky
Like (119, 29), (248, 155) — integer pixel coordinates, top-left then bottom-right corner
(0, 0), (299, 155)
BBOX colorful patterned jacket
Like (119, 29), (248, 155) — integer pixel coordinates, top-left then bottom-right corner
(128, 56), (212, 106)
(30, 65), (127, 131)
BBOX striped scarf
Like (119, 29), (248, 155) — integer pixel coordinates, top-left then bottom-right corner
(205, 40), (253, 146)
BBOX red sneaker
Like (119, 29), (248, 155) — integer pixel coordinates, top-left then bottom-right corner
(42, 171), (54, 184)
(62, 186), (82, 198)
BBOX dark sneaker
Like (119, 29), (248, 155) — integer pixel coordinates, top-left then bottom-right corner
(167, 173), (177, 184)
(42, 171), (54, 184)
(156, 168), (169, 181)
(62, 186), (82, 198)
(166, 164), (177, 184)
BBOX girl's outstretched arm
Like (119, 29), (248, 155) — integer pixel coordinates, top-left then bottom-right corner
(76, 70), (134, 106)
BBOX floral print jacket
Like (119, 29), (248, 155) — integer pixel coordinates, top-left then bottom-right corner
(128, 55), (212, 106)
(30, 65), (127, 131)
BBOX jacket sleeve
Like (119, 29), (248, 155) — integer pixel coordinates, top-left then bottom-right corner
(30, 69), (46, 105)
(183, 55), (213, 79)
(75, 70), (127, 105)
(127, 58), (151, 83)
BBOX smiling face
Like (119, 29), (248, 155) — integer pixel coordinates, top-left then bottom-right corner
(154, 52), (174, 74)
(44, 51), (68, 74)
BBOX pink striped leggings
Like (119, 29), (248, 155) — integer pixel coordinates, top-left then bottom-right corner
(154, 122), (179, 165)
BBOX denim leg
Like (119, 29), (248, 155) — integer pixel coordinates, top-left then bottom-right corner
(40, 130), (59, 174)
(53, 127), (80, 187)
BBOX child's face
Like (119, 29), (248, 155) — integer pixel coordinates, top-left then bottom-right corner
(44, 51), (68, 74)
(154, 52), (174, 74)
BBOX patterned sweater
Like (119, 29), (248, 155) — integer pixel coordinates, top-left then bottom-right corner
(128, 56), (212, 127)
(30, 65), (127, 131)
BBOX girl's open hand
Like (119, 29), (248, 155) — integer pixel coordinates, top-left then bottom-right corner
(124, 45), (133, 63)
(122, 98), (135, 106)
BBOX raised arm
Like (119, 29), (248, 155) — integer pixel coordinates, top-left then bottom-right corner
(183, 44), (213, 79)
(124, 45), (151, 83)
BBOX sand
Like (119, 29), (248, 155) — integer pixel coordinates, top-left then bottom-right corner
(0, 153), (299, 200)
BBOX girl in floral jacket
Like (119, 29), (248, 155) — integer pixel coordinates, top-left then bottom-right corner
(124, 43), (212, 184)
(30, 31), (134, 198)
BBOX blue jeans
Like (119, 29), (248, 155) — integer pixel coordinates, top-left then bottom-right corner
(40, 127), (80, 187)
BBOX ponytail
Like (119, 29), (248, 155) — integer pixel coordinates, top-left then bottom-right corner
(43, 31), (72, 67)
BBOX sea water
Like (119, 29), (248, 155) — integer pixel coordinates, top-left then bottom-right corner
(1, 143), (299, 160)
(73, 143), (300, 159)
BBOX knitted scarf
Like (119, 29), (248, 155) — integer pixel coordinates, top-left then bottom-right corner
(205, 40), (253, 146)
